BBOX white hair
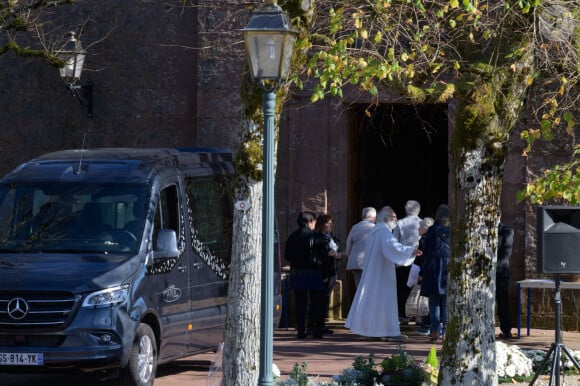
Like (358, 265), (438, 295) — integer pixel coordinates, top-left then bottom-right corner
(361, 207), (376, 220)
(404, 200), (421, 216)
(376, 206), (394, 224)
(419, 217), (434, 229)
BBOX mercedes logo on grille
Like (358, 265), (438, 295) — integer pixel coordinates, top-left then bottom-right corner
(7, 297), (29, 320)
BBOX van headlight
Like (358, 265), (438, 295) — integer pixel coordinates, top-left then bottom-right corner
(82, 285), (130, 308)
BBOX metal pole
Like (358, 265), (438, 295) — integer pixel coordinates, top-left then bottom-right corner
(258, 90), (275, 386)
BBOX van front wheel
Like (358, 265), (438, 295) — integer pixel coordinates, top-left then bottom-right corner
(118, 323), (157, 386)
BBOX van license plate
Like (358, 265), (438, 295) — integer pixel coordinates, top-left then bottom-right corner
(0, 353), (43, 365)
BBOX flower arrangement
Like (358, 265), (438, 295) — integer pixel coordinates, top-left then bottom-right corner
(523, 348), (580, 374)
(496, 341), (533, 382)
(276, 347), (436, 385)
(330, 350), (428, 385)
(273, 342), (580, 385)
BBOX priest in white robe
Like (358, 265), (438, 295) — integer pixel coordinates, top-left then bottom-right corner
(345, 205), (422, 340)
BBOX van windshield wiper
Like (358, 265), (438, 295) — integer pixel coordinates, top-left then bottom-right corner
(37, 249), (109, 254)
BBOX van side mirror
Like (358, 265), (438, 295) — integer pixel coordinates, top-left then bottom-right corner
(153, 229), (179, 259)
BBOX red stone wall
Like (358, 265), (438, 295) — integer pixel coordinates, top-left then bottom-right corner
(0, 1), (243, 176)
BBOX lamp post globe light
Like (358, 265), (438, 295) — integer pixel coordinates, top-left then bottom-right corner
(242, 1), (297, 385)
(56, 31), (93, 118)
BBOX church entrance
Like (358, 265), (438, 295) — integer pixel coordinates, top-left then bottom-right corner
(347, 103), (449, 225)
(341, 103), (449, 314)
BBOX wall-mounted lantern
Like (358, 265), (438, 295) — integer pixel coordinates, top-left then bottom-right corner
(56, 32), (93, 118)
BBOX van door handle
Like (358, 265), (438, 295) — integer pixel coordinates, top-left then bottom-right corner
(177, 265), (187, 272)
(192, 262), (203, 269)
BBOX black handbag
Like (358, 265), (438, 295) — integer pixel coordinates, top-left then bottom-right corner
(307, 236), (324, 267)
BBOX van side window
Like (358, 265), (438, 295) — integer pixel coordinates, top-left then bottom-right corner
(148, 184), (181, 275)
(153, 184), (180, 248)
(185, 176), (233, 280)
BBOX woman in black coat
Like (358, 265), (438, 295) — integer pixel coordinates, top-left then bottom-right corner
(314, 213), (341, 335)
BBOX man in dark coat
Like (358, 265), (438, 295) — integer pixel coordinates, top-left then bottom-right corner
(284, 211), (326, 339)
(496, 211), (515, 339)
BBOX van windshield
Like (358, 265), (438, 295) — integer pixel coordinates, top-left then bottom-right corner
(0, 182), (148, 254)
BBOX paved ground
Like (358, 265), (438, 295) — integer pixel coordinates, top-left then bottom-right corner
(157, 323), (580, 386)
(4, 323), (580, 385)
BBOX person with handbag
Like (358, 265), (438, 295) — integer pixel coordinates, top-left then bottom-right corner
(393, 200), (423, 324)
(409, 217), (434, 335)
(284, 211), (326, 339)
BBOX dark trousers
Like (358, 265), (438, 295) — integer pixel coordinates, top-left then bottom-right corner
(294, 288), (324, 336)
(497, 282), (512, 335)
(396, 266), (412, 318)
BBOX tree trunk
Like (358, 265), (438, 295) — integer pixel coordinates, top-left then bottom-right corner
(440, 143), (503, 385)
(439, 46), (534, 385)
(223, 167), (263, 385)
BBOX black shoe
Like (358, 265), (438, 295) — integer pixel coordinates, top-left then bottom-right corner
(498, 332), (513, 340)
(313, 333), (324, 339)
(297, 333), (307, 339)
(323, 328), (334, 334)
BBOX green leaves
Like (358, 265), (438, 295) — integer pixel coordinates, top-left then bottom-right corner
(329, 7), (344, 34)
(518, 145), (580, 205)
(287, 362), (310, 384)
(303, 0), (507, 104)
(515, 0), (539, 13)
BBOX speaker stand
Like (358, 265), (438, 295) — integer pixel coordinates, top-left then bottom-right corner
(529, 275), (580, 386)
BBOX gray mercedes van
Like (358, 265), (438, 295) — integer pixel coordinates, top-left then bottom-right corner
(0, 148), (280, 386)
